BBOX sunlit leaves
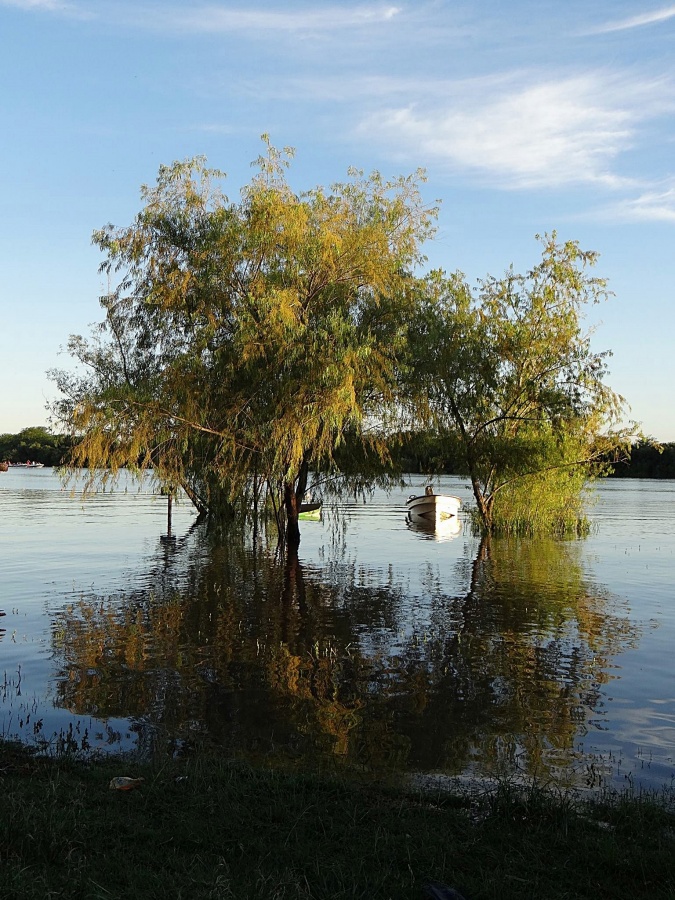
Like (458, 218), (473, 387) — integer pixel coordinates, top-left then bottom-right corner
(409, 234), (632, 533)
(52, 141), (437, 525)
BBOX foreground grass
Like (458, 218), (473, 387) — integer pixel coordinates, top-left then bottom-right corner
(1, 742), (674, 899)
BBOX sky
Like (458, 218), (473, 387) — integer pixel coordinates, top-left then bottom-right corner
(1, 0), (674, 439)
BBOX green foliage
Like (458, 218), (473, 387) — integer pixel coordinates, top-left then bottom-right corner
(408, 234), (633, 533)
(483, 465), (591, 535)
(50, 147), (632, 539)
(50, 140), (437, 539)
(394, 428), (465, 476)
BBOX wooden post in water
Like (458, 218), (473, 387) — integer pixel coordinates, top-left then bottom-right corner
(167, 492), (173, 536)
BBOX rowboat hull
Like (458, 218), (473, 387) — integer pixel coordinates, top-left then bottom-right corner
(298, 501), (322, 520)
(406, 492), (461, 522)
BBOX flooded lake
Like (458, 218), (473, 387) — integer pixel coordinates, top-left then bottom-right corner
(1, 468), (674, 791)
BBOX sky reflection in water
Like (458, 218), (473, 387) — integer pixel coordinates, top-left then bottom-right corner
(1, 470), (674, 791)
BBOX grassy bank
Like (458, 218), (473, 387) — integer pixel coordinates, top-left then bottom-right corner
(1, 741), (674, 899)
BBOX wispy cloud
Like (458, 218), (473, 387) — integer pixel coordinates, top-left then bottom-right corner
(607, 183), (675, 222)
(588, 5), (675, 34)
(0, 0), (74, 10)
(0, 1), (401, 32)
(358, 73), (673, 191)
(84, 2), (403, 35)
(145, 3), (401, 34)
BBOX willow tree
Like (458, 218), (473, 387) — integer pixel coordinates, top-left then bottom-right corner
(409, 235), (633, 534)
(51, 139), (436, 544)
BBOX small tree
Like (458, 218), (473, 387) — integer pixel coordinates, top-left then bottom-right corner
(51, 140), (436, 545)
(409, 235), (633, 533)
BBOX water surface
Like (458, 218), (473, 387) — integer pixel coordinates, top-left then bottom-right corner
(1, 469), (673, 790)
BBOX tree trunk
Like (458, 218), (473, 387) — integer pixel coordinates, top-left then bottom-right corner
(448, 398), (493, 532)
(282, 453), (311, 550)
(284, 481), (301, 548)
(180, 479), (209, 521)
(295, 454), (310, 509)
(470, 476), (493, 532)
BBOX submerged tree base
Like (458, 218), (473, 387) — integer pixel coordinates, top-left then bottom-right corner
(1, 740), (673, 899)
(469, 509), (593, 538)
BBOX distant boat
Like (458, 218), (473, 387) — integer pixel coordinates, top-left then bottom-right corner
(298, 500), (322, 520)
(406, 488), (461, 523)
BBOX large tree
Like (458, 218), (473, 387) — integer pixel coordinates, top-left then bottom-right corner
(408, 235), (633, 533)
(51, 140), (436, 544)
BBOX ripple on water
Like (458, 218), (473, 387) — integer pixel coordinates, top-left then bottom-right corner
(1, 471), (675, 790)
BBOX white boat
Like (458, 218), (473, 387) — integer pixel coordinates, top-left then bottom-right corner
(406, 488), (461, 522)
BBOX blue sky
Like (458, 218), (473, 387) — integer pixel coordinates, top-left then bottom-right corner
(1, 0), (674, 439)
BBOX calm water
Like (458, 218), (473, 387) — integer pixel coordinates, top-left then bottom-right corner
(1, 468), (674, 791)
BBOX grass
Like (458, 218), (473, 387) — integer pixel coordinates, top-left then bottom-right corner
(1, 740), (674, 899)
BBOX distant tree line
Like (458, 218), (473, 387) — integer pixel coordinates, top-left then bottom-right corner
(383, 432), (675, 480)
(605, 441), (675, 479)
(4, 427), (668, 480)
(0, 427), (73, 467)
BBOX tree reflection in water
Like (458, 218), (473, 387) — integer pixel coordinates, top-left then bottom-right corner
(50, 523), (637, 785)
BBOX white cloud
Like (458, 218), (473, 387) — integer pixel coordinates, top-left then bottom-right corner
(0, 0), (96, 18)
(607, 184), (675, 222)
(590, 5), (675, 34)
(0, 1), (401, 32)
(0, 0), (72, 9)
(125, 3), (401, 35)
(358, 73), (673, 190)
